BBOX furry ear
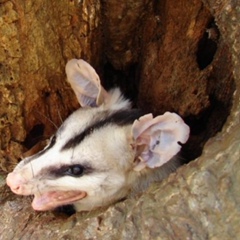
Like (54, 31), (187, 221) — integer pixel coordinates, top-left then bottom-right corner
(65, 59), (108, 107)
(131, 112), (190, 171)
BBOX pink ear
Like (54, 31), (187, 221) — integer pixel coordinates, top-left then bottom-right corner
(131, 112), (190, 171)
(65, 59), (108, 107)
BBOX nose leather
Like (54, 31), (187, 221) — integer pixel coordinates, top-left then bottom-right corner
(6, 172), (26, 194)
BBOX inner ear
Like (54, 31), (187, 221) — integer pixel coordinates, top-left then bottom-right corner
(65, 59), (109, 107)
(131, 112), (190, 171)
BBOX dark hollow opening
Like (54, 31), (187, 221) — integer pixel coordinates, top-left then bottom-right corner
(196, 19), (219, 70)
(102, 62), (139, 106)
(23, 124), (45, 149)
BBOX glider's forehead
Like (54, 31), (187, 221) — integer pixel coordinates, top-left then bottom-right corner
(57, 107), (101, 141)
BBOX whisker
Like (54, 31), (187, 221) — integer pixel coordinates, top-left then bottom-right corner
(30, 161), (35, 178)
(36, 183), (42, 197)
(57, 109), (64, 124)
(33, 110), (59, 130)
(86, 204), (95, 218)
(71, 148), (75, 164)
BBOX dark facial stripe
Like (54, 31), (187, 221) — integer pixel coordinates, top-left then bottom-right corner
(61, 109), (143, 151)
(23, 135), (56, 164)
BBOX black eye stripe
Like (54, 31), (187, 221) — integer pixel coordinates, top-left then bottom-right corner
(46, 163), (93, 178)
(61, 109), (143, 151)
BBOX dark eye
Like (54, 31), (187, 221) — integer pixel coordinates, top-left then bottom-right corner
(64, 165), (84, 177)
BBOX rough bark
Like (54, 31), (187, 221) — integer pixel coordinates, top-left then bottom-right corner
(0, 0), (240, 239)
(0, 0), (102, 172)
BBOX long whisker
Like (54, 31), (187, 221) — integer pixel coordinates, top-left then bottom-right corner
(71, 148), (75, 164)
(36, 184), (42, 196)
(30, 161), (35, 178)
(33, 110), (59, 130)
(57, 109), (64, 124)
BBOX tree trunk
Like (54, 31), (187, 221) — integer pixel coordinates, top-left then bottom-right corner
(0, 0), (239, 239)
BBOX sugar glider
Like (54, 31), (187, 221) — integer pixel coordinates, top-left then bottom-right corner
(6, 59), (190, 212)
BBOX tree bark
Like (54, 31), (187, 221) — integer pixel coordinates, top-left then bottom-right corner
(0, 0), (239, 239)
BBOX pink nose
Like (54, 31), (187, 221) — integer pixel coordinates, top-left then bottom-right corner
(6, 172), (27, 194)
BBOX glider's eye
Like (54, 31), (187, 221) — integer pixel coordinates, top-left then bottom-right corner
(64, 165), (84, 177)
